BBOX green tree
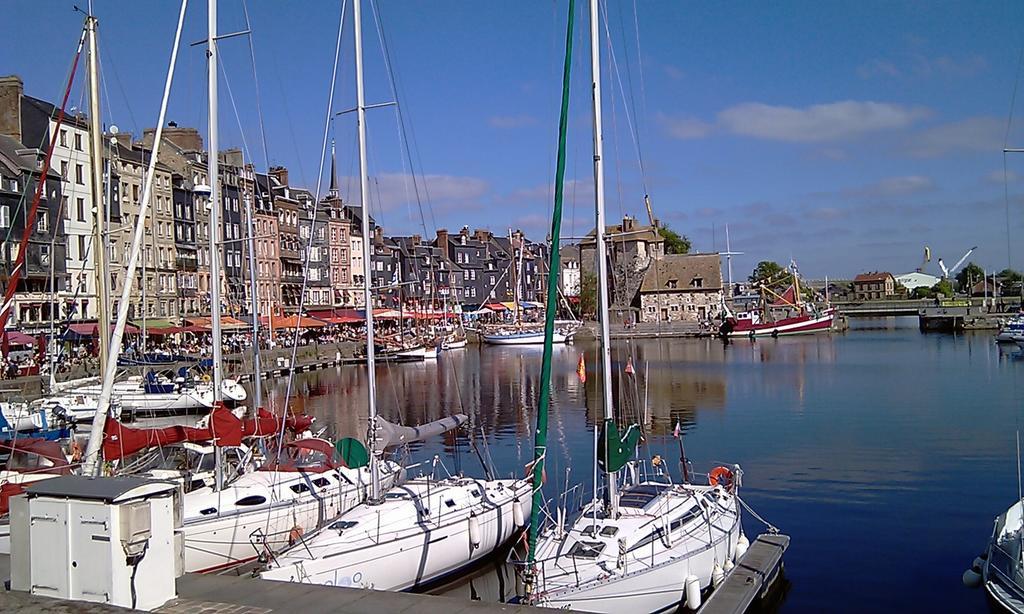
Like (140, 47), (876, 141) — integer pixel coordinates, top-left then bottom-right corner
(955, 262), (985, 293)
(749, 260), (785, 284)
(998, 269), (1022, 282)
(931, 279), (953, 298)
(658, 224), (691, 255)
(912, 286), (935, 299)
(578, 272), (599, 319)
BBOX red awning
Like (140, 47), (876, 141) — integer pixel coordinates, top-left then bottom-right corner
(4, 331), (37, 345)
(484, 303), (507, 311)
(68, 322), (141, 335)
(258, 315), (328, 329)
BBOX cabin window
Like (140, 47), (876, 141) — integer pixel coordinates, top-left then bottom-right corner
(200, 507), (217, 516)
(600, 526), (619, 537)
(470, 490), (481, 498)
(290, 483), (310, 494)
(567, 541), (605, 559)
(312, 477), (331, 488)
(444, 499), (456, 508)
(329, 520), (358, 532)
(235, 495), (267, 506)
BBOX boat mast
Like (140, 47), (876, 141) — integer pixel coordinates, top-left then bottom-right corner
(244, 179), (262, 411)
(207, 0), (223, 403)
(354, 0), (381, 502)
(589, 0), (617, 517)
(87, 14), (110, 381)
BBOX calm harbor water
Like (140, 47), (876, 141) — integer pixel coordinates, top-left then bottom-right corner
(257, 317), (1024, 612)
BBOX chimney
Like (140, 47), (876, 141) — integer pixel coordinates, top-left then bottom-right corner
(460, 225), (469, 237)
(269, 165), (289, 187)
(0, 75), (23, 143)
(436, 228), (449, 253)
(622, 216), (634, 232)
(473, 228), (492, 243)
(412, 234), (421, 246)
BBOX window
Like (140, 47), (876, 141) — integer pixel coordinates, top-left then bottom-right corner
(0, 205), (9, 228)
(61, 195), (69, 219)
(40, 245), (50, 265)
(59, 129), (67, 147)
(75, 164), (84, 185)
(60, 161), (68, 180)
(79, 235), (86, 257)
(37, 211), (48, 233)
(77, 197), (85, 222)
(74, 133), (83, 151)
(567, 541), (605, 559)
(667, 280), (678, 289)
(691, 277), (703, 289)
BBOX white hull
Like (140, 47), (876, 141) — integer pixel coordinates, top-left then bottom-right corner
(482, 331), (570, 346)
(180, 460), (403, 573)
(262, 478), (530, 591)
(526, 480), (740, 613)
(442, 339), (468, 350)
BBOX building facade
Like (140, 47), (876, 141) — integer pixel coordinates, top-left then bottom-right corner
(853, 272), (896, 300)
(637, 253), (723, 323)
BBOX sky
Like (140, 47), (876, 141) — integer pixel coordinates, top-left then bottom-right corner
(3, 0), (1024, 280)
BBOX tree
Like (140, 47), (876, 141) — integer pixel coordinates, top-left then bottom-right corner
(912, 286), (935, 299)
(579, 272), (599, 319)
(658, 224), (691, 255)
(931, 279), (953, 298)
(955, 262), (985, 293)
(998, 268), (1022, 282)
(749, 261), (785, 284)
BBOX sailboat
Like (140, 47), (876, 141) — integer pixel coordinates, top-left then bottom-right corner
(514, 2), (743, 612)
(259, 0), (530, 590)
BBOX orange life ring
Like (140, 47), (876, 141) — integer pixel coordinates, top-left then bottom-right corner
(708, 466), (734, 490)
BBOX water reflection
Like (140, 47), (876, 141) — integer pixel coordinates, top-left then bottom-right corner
(252, 318), (1023, 612)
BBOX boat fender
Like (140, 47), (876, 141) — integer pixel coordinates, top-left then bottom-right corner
(712, 562), (725, 588)
(724, 557), (735, 573)
(513, 499), (525, 527)
(684, 575), (701, 609)
(736, 534), (749, 561)
(962, 568), (982, 589)
(469, 513), (482, 549)
(771, 329), (779, 338)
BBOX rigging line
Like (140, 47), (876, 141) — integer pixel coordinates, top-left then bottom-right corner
(614, 0), (643, 169)
(98, 38), (140, 139)
(240, 0), (273, 174)
(369, 0), (434, 236)
(277, 0), (348, 464)
(631, 0), (648, 132)
(217, 56), (254, 163)
(1003, 36), (1024, 276)
(598, 0), (648, 195)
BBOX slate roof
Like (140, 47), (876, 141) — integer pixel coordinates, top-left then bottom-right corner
(639, 253), (723, 293)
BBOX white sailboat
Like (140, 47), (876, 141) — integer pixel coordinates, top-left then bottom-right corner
(260, 0), (530, 589)
(515, 2), (743, 612)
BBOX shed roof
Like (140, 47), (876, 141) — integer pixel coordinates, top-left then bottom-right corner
(639, 254), (723, 293)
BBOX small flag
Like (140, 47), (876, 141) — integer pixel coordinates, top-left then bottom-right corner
(625, 356), (635, 375)
(577, 354), (586, 383)
(673, 421), (682, 439)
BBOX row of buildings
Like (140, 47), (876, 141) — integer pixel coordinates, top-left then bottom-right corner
(0, 76), (560, 333)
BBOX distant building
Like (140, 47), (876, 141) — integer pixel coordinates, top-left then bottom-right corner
(895, 271), (939, 291)
(637, 253), (723, 323)
(580, 215), (664, 308)
(853, 271), (896, 300)
(560, 244), (581, 298)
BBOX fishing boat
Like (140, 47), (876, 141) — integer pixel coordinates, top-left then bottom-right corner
(260, 0), (529, 589)
(480, 325), (576, 345)
(513, 3), (744, 611)
(721, 269), (835, 338)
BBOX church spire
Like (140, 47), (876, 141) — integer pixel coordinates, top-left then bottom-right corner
(328, 138), (339, 199)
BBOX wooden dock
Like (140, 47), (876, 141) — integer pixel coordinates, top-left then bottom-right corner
(698, 533), (790, 614)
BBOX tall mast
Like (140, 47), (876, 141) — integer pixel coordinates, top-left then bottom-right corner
(87, 15), (110, 379)
(244, 185), (262, 411)
(207, 0), (223, 402)
(354, 0), (381, 502)
(589, 0), (617, 517)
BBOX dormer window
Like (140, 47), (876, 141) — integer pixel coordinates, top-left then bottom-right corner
(691, 277), (703, 289)
(666, 279), (678, 289)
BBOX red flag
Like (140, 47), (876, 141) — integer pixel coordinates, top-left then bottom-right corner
(577, 354), (586, 383)
(625, 357), (635, 375)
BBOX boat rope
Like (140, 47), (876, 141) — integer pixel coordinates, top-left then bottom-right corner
(737, 495), (779, 535)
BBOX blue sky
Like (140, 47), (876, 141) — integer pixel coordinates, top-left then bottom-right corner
(4, 0), (1024, 279)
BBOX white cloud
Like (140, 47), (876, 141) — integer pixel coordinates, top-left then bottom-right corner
(858, 53), (987, 79)
(488, 114), (538, 129)
(346, 173), (488, 212)
(842, 175), (936, 198)
(657, 113), (714, 140)
(907, 116), (1005, 157)
(718, 100), (930, 142)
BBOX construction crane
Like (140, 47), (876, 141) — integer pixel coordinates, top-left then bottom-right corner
(938, 246), (977, 279)
(916, 246), (931, 273)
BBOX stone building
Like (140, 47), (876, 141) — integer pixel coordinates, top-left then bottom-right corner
(323, 146), (353, 306)
(2, 75), (95, 320)
(271, 166), (302, 310)
(581, 215), (664, 307)
(637, 253), (723, 323)
(0, 134), (67, 331)
(253, 171), (281, 316)
(853, 272), (895, 300)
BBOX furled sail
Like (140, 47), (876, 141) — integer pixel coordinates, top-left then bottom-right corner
(371, 413), (468, 453)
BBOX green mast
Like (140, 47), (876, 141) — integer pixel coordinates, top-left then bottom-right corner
(528, 0), (576, 565)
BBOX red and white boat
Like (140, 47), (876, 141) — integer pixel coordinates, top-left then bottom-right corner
(721, 268), (836, 338)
